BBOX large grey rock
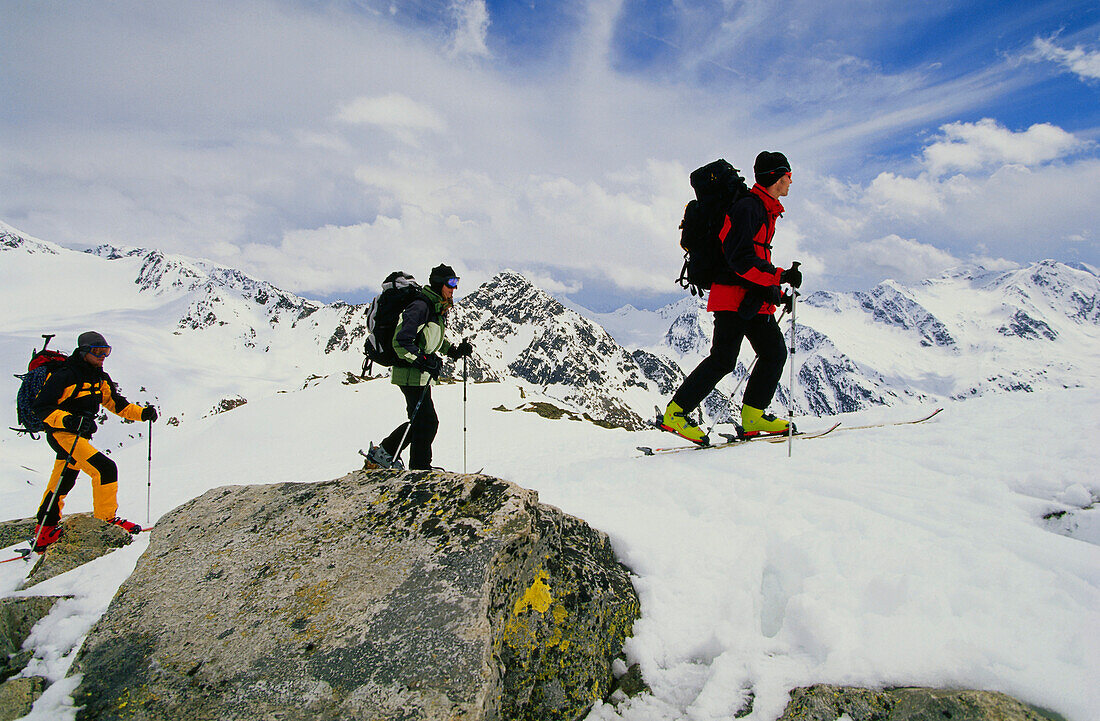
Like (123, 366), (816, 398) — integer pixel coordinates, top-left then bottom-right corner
(0, 518), (35, 550)
(778, 684), (1062, 721)
(72, 470), (640, 720)
(0, 676), (47, 721)
(1, 596), (62, 681)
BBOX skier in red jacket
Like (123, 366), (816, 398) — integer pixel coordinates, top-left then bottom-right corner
(660, 151), (803, 445)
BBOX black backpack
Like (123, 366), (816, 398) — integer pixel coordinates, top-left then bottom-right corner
(676, 159), (751, 296)
(12, 334), (68, 438)
(361, 272), (423, 376)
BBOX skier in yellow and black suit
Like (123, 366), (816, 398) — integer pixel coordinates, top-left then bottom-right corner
(31, 331), (158, 551)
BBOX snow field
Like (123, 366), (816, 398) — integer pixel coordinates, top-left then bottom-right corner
(1, 377), (1097, 721)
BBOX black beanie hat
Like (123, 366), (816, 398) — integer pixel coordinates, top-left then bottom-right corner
(754, 151), (791, 187)
(77, 331), (109, 352)
(428, 264), (458, 292)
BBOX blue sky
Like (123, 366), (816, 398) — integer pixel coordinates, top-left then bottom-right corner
(2, 0), (1098, 310)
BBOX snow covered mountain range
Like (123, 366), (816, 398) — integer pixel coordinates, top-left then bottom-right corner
(3, 222), (1098, 431)
(591, 258), (1100, 420)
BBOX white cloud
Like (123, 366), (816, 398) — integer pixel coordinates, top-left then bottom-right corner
(847, 235), (961, 283)
(1028, 36), (1100, 82)
(2, 1), (1098, 307)
(295, 131), (351, 152)
(865, 172), (944, 217)
(514, 270), (583, 295)
(921, 118), (1086, 177)
(831, 155), (1100, 285)
(336, 94), (447, 133)
(235, 157), (689, 297)
(448, 0), (491, 58)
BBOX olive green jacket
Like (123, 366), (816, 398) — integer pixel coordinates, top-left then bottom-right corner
(390, 287), (454, 386)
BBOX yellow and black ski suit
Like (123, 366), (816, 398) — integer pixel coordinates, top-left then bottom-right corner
(33, 353), (147, 524)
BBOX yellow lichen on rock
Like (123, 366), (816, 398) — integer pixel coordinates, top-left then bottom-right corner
(513, 571), (552, 615)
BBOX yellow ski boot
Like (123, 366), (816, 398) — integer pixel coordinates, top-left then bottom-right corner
(659, 401), (710, 445)
(740, 404), (793, 437)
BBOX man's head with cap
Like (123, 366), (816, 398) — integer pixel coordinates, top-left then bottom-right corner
(429, 264), (459, 294)
(77, 331), (108, 352)
(754, 151), (792, 197)
(77, 331), (111, 366)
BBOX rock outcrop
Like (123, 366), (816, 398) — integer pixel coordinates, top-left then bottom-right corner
(72, 470), (640, 721)
(0, 519), (35, 550)
(0, 676), (47, 721)
(0, 595), (63, 717)
(24, 513), (135, 588)
(1, 596), (61, 682)
(778, 684), (1060, 721)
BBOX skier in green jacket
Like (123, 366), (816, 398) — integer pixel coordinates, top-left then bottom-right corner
(364, 264), (472, 470)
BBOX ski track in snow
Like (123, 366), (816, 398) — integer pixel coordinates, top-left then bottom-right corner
(2, 378), (1098, 721)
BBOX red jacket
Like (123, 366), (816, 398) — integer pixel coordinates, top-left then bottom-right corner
(707, 184), (786, 315)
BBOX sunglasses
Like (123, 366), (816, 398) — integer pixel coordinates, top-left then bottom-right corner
(88, 346), (112, 358)
(446, 277), (459, 288)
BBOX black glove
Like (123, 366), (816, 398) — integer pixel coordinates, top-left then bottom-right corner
(780, 262), (802, 289)
(141, 405), (159, 422)
(63, 414), (96, 437)
(780, 290), (795, 314)
(448, 341), (473, 359)
(413, 354), (442, 379)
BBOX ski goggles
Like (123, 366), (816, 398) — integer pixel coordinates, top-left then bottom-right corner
(445, 277), (459, 288)
(88, 345), (112, 358)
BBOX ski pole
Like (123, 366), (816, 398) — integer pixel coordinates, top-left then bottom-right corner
(32, 414), (85, 552)
(788, 289), (797, 457)
(146, 419), (152, 526)
(394, 383), (431, 466)
(462, 348), (468, 474)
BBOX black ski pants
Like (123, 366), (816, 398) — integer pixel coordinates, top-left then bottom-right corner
(380, 384), (439, 470)
(672, 311), (787, 414)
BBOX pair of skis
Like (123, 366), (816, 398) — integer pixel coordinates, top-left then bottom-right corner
(637, 407), (943, 457)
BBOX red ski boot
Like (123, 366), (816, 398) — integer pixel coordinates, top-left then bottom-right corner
(32, 524), (62, 553)
(107, 517), (143, 534)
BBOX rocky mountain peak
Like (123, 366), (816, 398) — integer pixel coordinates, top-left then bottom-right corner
(0, 229), (58, 255)
(451, 271), (657, 429)
(460, 270), (568, 325)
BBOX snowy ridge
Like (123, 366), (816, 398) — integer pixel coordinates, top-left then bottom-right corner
(3, 232), (662, 429)
(3, 224), (1099, 427)
(626, 261), (1100, 418)
(1, 228), (59, 256)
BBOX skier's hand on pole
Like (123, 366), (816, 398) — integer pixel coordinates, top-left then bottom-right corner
(779, 288), (801, 315)
(413, 354), (443, 379)
(780, 261), (802, 289)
